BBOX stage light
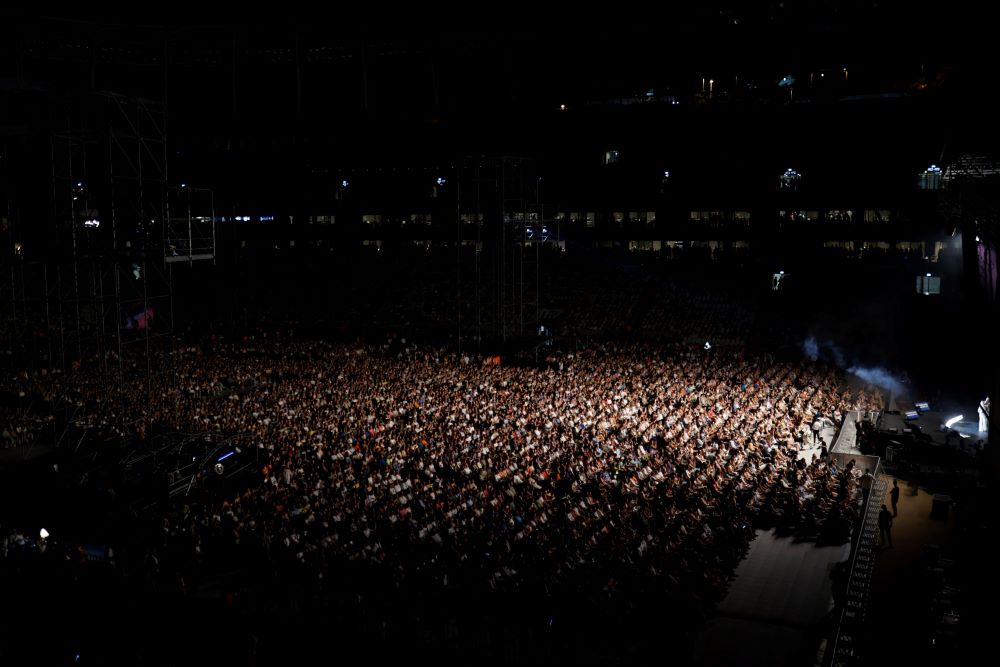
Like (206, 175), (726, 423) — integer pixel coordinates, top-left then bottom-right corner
(436, 177), (446, 186)
(704, 341), (712, 350)
(926, 273), (931, 277)
(181, 183), (186, 188)
(341, 180), (349, 187)
(39, 528), (50, 540)
(976, 236), (981, 242)
(560, 104), (566, 111)
(944, 415), (962, 428)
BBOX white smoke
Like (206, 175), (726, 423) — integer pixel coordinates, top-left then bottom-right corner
(802, 336), (905, 393)
(846, 365), (904, 394)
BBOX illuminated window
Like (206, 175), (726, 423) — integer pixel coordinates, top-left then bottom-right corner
(623, 211), (654, 224)
(506, 212), (536, 224)
(779, 168), (802, 191)
(918, 165), (942, 190)
(915, 274), (941, 295)
(824, 210), (852, 222)
(863, 210), (891, 223)
(690, 211), (722, 222)
(779, 210), (818, 222)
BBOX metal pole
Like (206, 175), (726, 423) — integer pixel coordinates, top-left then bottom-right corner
(456, 164), (462, 353)
(187, 187), (193, 262)
(211, 190), (217, 265)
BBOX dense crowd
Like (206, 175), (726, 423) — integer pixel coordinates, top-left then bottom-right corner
(0, 243), (886, 651)
(1, 337), (883, 618)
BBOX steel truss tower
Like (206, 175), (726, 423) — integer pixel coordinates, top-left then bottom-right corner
(3, 91), (213, 440)
(942, 153), (999, 481)
(457, 156), (544, 348)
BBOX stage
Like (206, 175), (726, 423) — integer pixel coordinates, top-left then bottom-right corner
(876, 406), (986, 456)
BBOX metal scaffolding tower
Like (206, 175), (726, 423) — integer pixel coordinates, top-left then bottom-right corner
(2, 82), (218, 453)
(456, 156), (544, 347)
(21, 92), (207, 418)
(940, 151), (999, 481)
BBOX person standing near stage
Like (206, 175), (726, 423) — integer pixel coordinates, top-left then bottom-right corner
(860, 468), (875, 502)
(878, 504), (893, 548)
(811, 415), (823, 445)
(890, 479), (900, 517)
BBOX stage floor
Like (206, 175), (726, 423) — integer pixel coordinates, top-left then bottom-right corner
(877, 409), (986, 452)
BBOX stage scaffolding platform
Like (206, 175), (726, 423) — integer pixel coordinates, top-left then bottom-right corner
(1, 90), (218, 452)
